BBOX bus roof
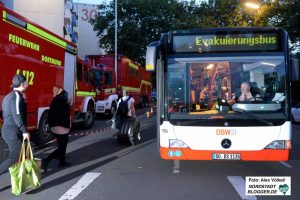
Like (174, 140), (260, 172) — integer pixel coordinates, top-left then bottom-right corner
(168, 27), (285, 35)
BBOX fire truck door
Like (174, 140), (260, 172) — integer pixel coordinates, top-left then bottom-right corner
(64, 52), (76, 105)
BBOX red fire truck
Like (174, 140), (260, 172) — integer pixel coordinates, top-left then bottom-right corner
(0, 3), (95, 144)
(86, 54), (152, 115)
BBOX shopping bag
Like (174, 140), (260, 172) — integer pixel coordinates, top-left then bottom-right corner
(114, 113), (123, 129)
(111, 112), (117, 129)
(9, 140), (41, 195)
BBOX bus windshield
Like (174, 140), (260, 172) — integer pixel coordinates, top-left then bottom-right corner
(167, 56), (288, 123)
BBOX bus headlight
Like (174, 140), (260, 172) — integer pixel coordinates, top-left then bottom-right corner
(265, 140), (286, 149)
(169, 139), (189, 148)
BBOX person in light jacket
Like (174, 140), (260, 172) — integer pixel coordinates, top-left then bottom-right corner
(0, 75), (30, 175)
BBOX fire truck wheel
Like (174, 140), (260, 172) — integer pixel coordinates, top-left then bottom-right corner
(133, 131), (141, 145)
(83, 105), (95, 129)
(36, 111), (53, 145)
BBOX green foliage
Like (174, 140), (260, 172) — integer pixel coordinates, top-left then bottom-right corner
(254, 0), (300, 50)
(91, 0), (188, 64)
(91, 0), (300, 64)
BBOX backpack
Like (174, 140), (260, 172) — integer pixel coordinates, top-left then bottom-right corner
(117, 96), (132, 118)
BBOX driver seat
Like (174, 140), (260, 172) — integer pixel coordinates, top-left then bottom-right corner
(250, 82), (261, 97)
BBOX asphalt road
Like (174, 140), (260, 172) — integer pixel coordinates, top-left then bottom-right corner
(0, 108), (299, 200)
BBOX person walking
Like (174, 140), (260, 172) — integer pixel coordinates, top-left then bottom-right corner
(42, 86), (71, 172)
(0, 74), (30, 175)
(117, 89), (136, 118)
(116, 90), (141, 145)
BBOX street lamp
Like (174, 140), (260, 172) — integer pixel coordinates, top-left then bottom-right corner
(245, 2), (260, 9)
(244, 2), (260, 26)
(114, 0), (117, 86)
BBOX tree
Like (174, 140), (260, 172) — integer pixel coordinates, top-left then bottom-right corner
(205, 0), (254, 27)
(254, 0), (300, 50)
(91, 0), (300, 62)
(91, 0), (189, 64)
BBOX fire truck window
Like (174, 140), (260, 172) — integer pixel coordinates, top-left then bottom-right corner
(89, 70), (95, 86)
(93, 70), (103, 87)
(135, 69), (139, 77)
(129, 68), (138, 77)
(84, 65), (88, 82)
(129, 68), (132, 76)
(105, 72), (112, 85)
(77, 62), (83, 81)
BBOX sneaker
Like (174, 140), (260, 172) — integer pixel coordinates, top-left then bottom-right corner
(41, 158), (49, 173)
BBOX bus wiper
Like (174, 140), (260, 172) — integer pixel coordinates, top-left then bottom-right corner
(233, 108), (274, 126)
(175, 119), (215, 126)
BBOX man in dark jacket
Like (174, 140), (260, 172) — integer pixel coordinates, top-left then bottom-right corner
(42, 86), (71, 172)
(0, 74), (30, 175)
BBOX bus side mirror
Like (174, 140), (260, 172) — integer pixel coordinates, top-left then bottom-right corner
(146, 41), (160, 71)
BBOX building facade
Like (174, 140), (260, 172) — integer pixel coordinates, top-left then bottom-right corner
(0, 0), (104, 59)
(1, 0), (65, 38)
(73, 2), (104, 59)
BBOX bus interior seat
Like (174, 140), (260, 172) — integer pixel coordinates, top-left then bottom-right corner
(250, 82), (262, 97)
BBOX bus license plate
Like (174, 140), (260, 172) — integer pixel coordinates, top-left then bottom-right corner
(212, 153), (241, 160)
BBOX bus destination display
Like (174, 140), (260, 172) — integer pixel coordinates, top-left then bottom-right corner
(173, 33), (281, 53)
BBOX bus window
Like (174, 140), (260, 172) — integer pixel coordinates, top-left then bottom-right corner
(168, 63), (186, 112)
(167, 57), (286, 115)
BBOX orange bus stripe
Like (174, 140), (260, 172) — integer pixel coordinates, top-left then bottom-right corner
(160, 147), (290, 161)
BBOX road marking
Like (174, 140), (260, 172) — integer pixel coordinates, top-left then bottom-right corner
(279, 161), (292, 168)
(58, 172), (101, 200)
(227, 176), (257, 200)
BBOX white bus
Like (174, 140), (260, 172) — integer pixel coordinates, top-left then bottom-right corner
(146, 28), (293, 161)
